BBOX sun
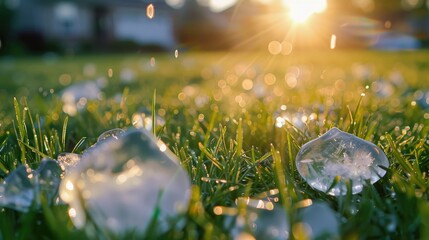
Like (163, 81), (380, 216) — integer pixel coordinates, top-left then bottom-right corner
(282, 0), (327, 23)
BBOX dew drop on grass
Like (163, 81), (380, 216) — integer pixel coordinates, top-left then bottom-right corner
(59, 129), (191, 236)
(296, 128), (389, 196)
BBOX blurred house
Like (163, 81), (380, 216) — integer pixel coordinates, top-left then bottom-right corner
(6, 0), (428, 53)
(10, 0), (176, 52)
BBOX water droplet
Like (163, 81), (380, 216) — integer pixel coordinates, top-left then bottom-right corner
(60, 129), (191, 235)
(174, 49), (179, 58)
(146, 4), (155, 19)
(296, 128), (389, 195)
(108, 68), (113, 78)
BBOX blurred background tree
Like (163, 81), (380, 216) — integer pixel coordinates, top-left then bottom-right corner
(0, 1), (15, 54)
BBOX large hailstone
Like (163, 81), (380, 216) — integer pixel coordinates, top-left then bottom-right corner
(0, 159), (62, 212)
(296, 128), (389, 196)
(59, 129), (191, 236)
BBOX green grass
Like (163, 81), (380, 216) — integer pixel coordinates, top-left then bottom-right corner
(0, 50), (429, 239)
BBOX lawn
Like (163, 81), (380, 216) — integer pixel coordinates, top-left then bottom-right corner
(0, 50), (429, 239)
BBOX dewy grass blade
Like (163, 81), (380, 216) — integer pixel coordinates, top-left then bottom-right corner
(62, 116), (69, 152)
(271, 145), (289, 210)
(385, 134), (426, 190)
(197, 110), (218, 184)
(152, 89), (157, 136)
(23, 100), (41, 163)
(72, 137), (87, 153)
(13, 97), (27, 164)
(17, 139), (50, 159)
(198, 142), (222, 170)
(236, 118), (243, 157)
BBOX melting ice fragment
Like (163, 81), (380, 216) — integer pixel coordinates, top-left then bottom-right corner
(0, 165), (34, 212)
(57, 152), (81, 173)
(36, 160), (63, 205)
(59, 128), (191, 236)
(296, 128), (389, 196)
(97, 128), (125, 143)
(298, 201), (339, 239)
(0, 159), (63, 212)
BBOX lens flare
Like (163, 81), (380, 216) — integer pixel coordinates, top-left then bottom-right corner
(282, 0), (327, 23)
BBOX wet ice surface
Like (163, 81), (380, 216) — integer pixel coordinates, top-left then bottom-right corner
(298, 201), (339, 239)
(57, 152), (81, 174)
(296, 128), (389, 196)
(0, 159), (62, 212)
(60, 128), (191, 236)
(97, 128), (125, 143)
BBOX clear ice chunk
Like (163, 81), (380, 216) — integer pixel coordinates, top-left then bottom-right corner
(36, 160), (63, 205)
(59, 128), (191, 236)
(97, 128), (125, 143)
(0, 159), (63, 212)
(298, 201), (339, 239)
(57, 152), (81, 173)
(296, 128), (389, 195)
(0, 165), (34, 212)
